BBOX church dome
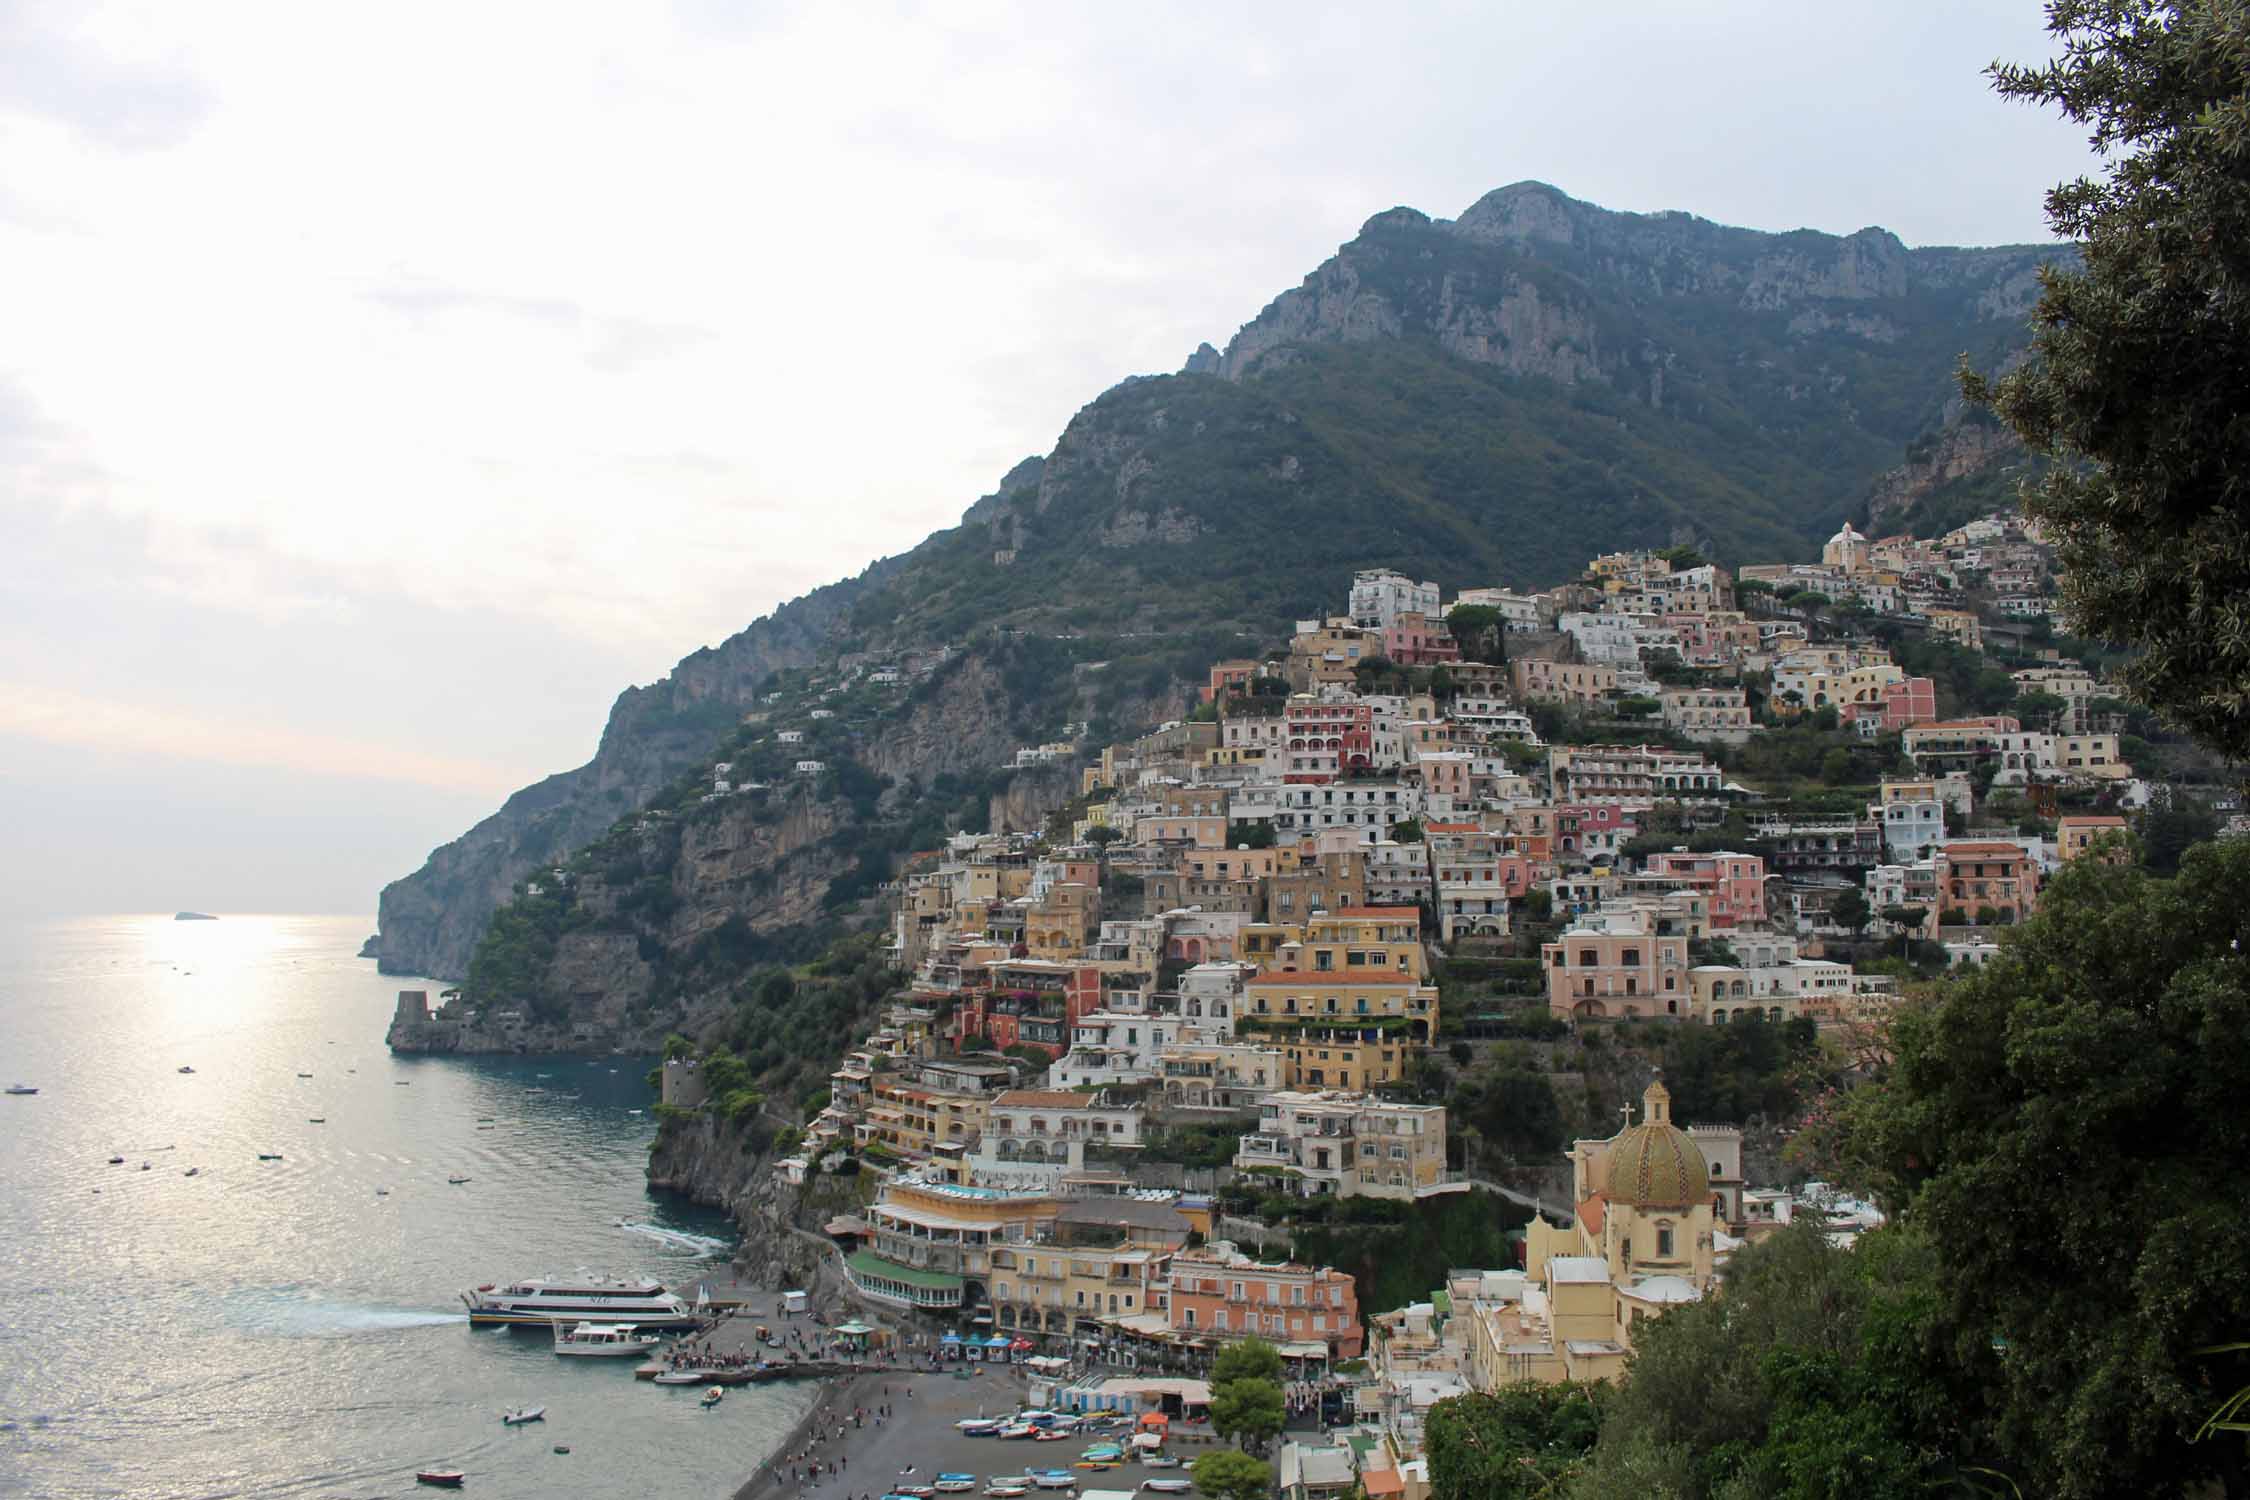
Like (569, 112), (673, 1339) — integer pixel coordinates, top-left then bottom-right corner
(1828, 521), (1866, 546)
(1603, 1081), (1711, 1207)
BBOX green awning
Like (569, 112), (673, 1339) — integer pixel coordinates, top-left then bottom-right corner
(847, 1250), (964, 1291)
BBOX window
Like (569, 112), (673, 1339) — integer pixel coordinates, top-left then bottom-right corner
(1656, 1224), (1674, 1257)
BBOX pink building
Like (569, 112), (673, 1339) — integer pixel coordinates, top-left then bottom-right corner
(1555, 803), (1637, 857)
(1638, 850), (1769, 929)
(1848, 675), (1939, 732)
(1382, 612), (1462, 667)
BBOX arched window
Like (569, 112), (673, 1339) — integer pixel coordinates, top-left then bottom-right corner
(1656, 1223), (1674, 1258)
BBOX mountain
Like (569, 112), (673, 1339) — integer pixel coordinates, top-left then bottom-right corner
(373, 181), (2061, 983)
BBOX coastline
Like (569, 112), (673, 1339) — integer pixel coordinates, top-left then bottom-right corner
(731, 1365), (1036, 1500)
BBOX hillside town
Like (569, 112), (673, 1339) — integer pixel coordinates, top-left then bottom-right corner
(647, 508), (2180, 1496)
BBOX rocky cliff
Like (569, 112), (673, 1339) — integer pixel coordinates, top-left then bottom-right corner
(375, 568), (884, 980)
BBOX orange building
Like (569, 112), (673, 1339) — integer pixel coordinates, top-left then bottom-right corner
(1165, 1245), (1362, 1357)
(1938, 841), (2040, 924)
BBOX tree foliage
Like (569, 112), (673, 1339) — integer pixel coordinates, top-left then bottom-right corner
(1190, 1449), (1273, 1500)
(1966, 0), (2250, 758)
(1841, 840), (2250, 1498)
(1427, 1382), (1606, 1500)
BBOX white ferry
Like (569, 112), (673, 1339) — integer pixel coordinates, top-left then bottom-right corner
(462, 1274), (700, 1329)
(553, 1320), (666, 1356)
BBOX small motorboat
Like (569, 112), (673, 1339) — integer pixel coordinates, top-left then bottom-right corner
(501, 1405), (544, 1425)
(140, 1161), (151, 1171)
(652, 1369), (707, 1385)
(1143, 1482), (1194, 1494)
(414, 1470), (466, 1488)
(699, 1386), (724, 1408)
(553, 1445), (570, 1454)
(957, 1418), (1002, 1435)
(296, 1072), (313, 1078)
(935, 1477), (979, 1493)
(375, 1188), (390, 1197)
(477, 1116), (495, 1123)
(1030, 1471), (1078, 1490)
(309, 1117), (326, 1124)
(448, 1176), (471, 1185)
(108, 1156), (124, 1164)
(183, 1167), (200, 1178)
(177, 1066), (195, 1075)
(5, 1084), (36, 1096)
(1143, 1455), (1182, 1469)
(985, 1487), (1030, 1499)
(395, 1080), (411, 1086)
(1033, 1430), (1070, 1442)
(258, 1153), (283, 1161)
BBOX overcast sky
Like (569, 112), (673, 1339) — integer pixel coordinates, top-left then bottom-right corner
(0, 1), (2098, 919)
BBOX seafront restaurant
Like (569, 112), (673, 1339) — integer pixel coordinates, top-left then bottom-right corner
(844, 1249), (965, 1310)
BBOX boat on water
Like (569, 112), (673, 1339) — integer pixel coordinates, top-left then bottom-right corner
(5, 1085), (36, 1096)
(177, 1066), (195, 1075)
(935, 1477), (979, 1493)
(296, 1072), (312, 1078)
(183, 1167), (200, 1178)
(651, 1369), (708, 1385)
(375, 1188), (390, 1196)
(448, 1176), (471, 1185)
(308, 1117), (325, 1124)
(700, 1386), (724, 1408)
(140, 1162), (151, 1171)
(553, 1321), (663, 1357)
(108, 1155), (123, 1164)
(174, 912), (217, 921)
(414, 1470), (465, 1488)
(464, 1275), (700, 1330)
(501, 1405), (544, 1425)
(258, 1153), (283, 1161)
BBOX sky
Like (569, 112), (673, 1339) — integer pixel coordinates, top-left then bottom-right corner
(0, 1), (2102, 919)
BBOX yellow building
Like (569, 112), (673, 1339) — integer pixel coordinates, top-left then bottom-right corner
(1243, 968), (1438, 1089)
(1505, 1081), (1720, 1383)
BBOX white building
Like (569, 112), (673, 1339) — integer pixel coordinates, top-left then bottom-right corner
(1350, 569), (1442, 631)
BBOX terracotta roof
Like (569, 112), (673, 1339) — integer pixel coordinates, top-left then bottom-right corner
(2059, 815), (2128, 828)
(1247, 969), (1424, 986)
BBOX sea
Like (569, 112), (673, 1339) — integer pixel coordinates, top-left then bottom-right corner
(0, 914), (814, 1500)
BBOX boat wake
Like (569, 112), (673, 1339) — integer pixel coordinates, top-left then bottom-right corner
(616, 1221), (731, 1257)
(227, 1293), (461, 1338)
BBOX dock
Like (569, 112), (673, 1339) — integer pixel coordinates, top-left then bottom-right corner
(637, 1288), (903, 1385)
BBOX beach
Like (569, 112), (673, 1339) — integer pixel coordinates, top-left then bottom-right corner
(732, 1363), (1196, 1500)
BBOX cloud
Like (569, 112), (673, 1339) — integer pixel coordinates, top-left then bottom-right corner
(0, 4), (210, 150)
(0, 684), (535, 796)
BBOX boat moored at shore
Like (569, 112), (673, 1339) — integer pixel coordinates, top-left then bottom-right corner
(553, 1321), (664, 1356)
(463, 1275), (699, 1329)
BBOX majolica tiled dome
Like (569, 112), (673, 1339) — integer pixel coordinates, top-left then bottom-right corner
(1603, 1081), (1710, 1208)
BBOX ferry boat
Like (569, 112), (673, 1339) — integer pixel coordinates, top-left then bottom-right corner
(463, 1275), (699, 1329)
(553, 1321), (664, 1357)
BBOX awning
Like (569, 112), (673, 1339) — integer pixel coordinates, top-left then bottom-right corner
(941, 1332), (963, 1343)
(1131, 1433), (1163, 1449)
(1278, 1341), (1330, 1359)
(984, 1334), (1012, 1347)
(1138, 1413), (1169, 1429)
